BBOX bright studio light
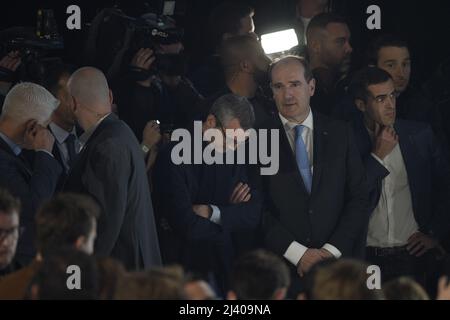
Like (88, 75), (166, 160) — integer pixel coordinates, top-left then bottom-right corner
(260, 29), (299, 55)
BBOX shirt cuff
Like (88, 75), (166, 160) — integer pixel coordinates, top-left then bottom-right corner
(209, 205), (221, 225)
(284, 241), (308, 266)
(36, 149), (54, 158)
(322, 243), (342, 258)
(370, 153), (386, 167)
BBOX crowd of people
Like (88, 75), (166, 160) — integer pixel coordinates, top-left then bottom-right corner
(0, 0), (450, 300)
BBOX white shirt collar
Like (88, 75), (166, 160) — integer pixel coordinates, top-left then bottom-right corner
(79, 113), (111, 147)
(49, 122), (76, 144)
(279, 108), (314, 133)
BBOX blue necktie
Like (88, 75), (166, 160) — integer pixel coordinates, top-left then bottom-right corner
(295, 125), (312, 193)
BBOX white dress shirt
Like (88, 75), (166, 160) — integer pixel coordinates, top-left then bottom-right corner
(367, 145), (419, 247)
(278, 109), (342, 267)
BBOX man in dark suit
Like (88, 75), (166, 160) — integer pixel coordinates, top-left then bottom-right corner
(153, 94), (262, 295)
(42, 63), (81, 191)
(0, 82), (62, 265)
(349, 67), (450, 285)
(64, 67), (161, 270)
(260, 56), (369, 294)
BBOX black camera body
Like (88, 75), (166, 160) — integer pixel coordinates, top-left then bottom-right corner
(0, 26), (63, 83)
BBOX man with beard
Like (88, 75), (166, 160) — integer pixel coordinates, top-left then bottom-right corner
(366, 35), (448, 154)
(306, 13), (353, 116)
(43, 64), (81, 190)
(196, 35), (275, 128)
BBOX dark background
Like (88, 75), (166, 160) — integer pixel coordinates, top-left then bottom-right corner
(0, 0), (449, 84)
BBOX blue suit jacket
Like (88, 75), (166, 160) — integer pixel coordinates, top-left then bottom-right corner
(0, 137), (62, 265)
(352, 117), (450, 240)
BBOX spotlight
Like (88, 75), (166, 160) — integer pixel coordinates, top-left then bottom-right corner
(260, 29), (298, 55)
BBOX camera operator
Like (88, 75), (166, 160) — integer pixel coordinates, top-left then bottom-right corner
(0, 51), (21, 110)
(114, 14), (203, 144)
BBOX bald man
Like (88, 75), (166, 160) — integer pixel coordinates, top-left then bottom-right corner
(64, 67), (161, 270)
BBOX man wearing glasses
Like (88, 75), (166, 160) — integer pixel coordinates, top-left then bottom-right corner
(0, 188), (21, 278)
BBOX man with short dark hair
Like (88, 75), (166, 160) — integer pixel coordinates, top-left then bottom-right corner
(366, 34), (448, 153)
(350, 67), (450, 286)
(0, 193), (99, 299)
(42, 63), (81, 182)
(306, 13), (353, 116)
(197, 35), (275, 128)
(228, 249), (290, 300)
(189, 2), (257, 97)
(0, 188), (21, 277)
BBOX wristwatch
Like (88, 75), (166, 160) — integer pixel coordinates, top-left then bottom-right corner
(141, 143), (150, 154)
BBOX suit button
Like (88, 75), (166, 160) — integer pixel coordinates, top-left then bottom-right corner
(306, 238), (311, 243)
(309, 209), (313, 214)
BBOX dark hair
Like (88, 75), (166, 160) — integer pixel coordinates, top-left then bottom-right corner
(42, 63), (74, 97)
(28, 247), (99, 300)
(366, 34), (409, 67)
(306, 12), (348, 40)
(208, 2), (254, 48)
(210, 93), (255, 130)
(0, 188), (20, 216)
(36, 193), (99, 256)
(349, 67), (393, 102)
(230, 249), (290, 300)
(269, 55), (314, 82)
(219, 34), (261, 78)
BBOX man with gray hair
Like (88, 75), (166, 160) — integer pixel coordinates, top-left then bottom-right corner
(0, 82), (62, 265)
(63, 66), (162, 270)
(153, 93), (263, 296)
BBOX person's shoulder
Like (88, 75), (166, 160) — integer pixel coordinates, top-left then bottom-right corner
(314, 112), (349, 133)
(0, 261), (41, 299)
(396, 118), (431, 134)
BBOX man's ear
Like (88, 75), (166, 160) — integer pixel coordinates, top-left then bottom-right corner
(355, 99), (366, 112)
(227, 291), (237, 300)
(74, 235), (86, 251)
(204, 114), (217, 130)
(70, 95), (78, 113)
(273, 288), (287, 300)
(308, 78), (316, 96)
(240, 59), (251, 73)
(109, 89), (114, 106)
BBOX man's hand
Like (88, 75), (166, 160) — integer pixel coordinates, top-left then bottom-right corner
(437, 276), (450, 300)
(372, 124), (398, 160)
(297, 249), (324, 277)
(192, 205), (212, 219)
(23, 120), (54, 152)
(406, 232), (439, 257)
(142, 120), (161, 150)
(318, 248), (334, 259)
(130, 48), (155, 87)
(229, 182), (251, 204)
